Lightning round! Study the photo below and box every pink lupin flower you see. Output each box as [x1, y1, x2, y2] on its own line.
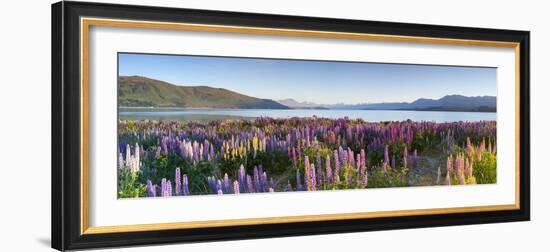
[334, 150, 340, 178]
[326, 154, 333, 183]
[477, 147, 482, 161]
[467, 158, 474, 178]
[233, 181, 240, 194]
[446, 155, 453, 173]
[309, 163, 317, 191]
[304, 155, 310, 188]
[465, 158, 471, 178]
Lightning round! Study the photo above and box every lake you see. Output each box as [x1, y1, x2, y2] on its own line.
[118, 108, 496, 123]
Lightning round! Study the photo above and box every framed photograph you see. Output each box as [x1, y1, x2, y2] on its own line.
[52, 1, 530, 250]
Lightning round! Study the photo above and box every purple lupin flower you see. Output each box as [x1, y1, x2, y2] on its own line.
[391, 156, 396, 169]
[175, 167, 181, 195]
[285, 181, 293, 191]
[233, 180, 240, 194]
[209, 145, 215, 161]
[247, 175, 254, 193]
[182, 174, 189, 196]
[238, 164, 246, 191]
[207, 176, 217, 193]
[316, 153, 323, 185]
[216, 179, 223, 194]
[338, 146, 344, 164]
[146, 179, 156, 197]
[326, 154, 333, 184]
[224, 173, 230, 193]
[384, 145, 389, 166]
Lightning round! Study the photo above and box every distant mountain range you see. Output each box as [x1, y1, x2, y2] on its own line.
[119, 76, 495, 112]
[321, 95, 496, 112]
[277, 99, 329, 109]
[118, 76, 288, 109]
[279, 95, 495, 112]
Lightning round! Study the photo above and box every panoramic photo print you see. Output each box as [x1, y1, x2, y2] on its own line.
[117, 53, 497, 199]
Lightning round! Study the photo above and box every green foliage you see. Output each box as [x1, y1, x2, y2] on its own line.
[411, 130, 440, 153]
[367, 167, 408, 188]
[473, 152, 497, 184]
[118, 170, 147, 198]
[184, 161, 216, 194]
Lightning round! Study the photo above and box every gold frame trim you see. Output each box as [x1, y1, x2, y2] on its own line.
[80, 17, 521, 235]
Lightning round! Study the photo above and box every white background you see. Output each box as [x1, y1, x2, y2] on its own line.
[0, 0, 547, 251]
[89, 25, 516, 227]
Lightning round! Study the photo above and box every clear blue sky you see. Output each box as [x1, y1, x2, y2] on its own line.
[118, 53, 496, 104]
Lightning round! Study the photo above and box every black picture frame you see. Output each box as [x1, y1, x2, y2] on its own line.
[52, 1, 530, 251]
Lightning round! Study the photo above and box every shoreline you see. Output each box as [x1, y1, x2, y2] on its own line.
[118, 107, 497, 114]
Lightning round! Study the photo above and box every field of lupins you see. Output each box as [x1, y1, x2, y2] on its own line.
[117, 117, 497, 198]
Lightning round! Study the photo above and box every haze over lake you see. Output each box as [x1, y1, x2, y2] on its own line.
[119, 108, 496, 123]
